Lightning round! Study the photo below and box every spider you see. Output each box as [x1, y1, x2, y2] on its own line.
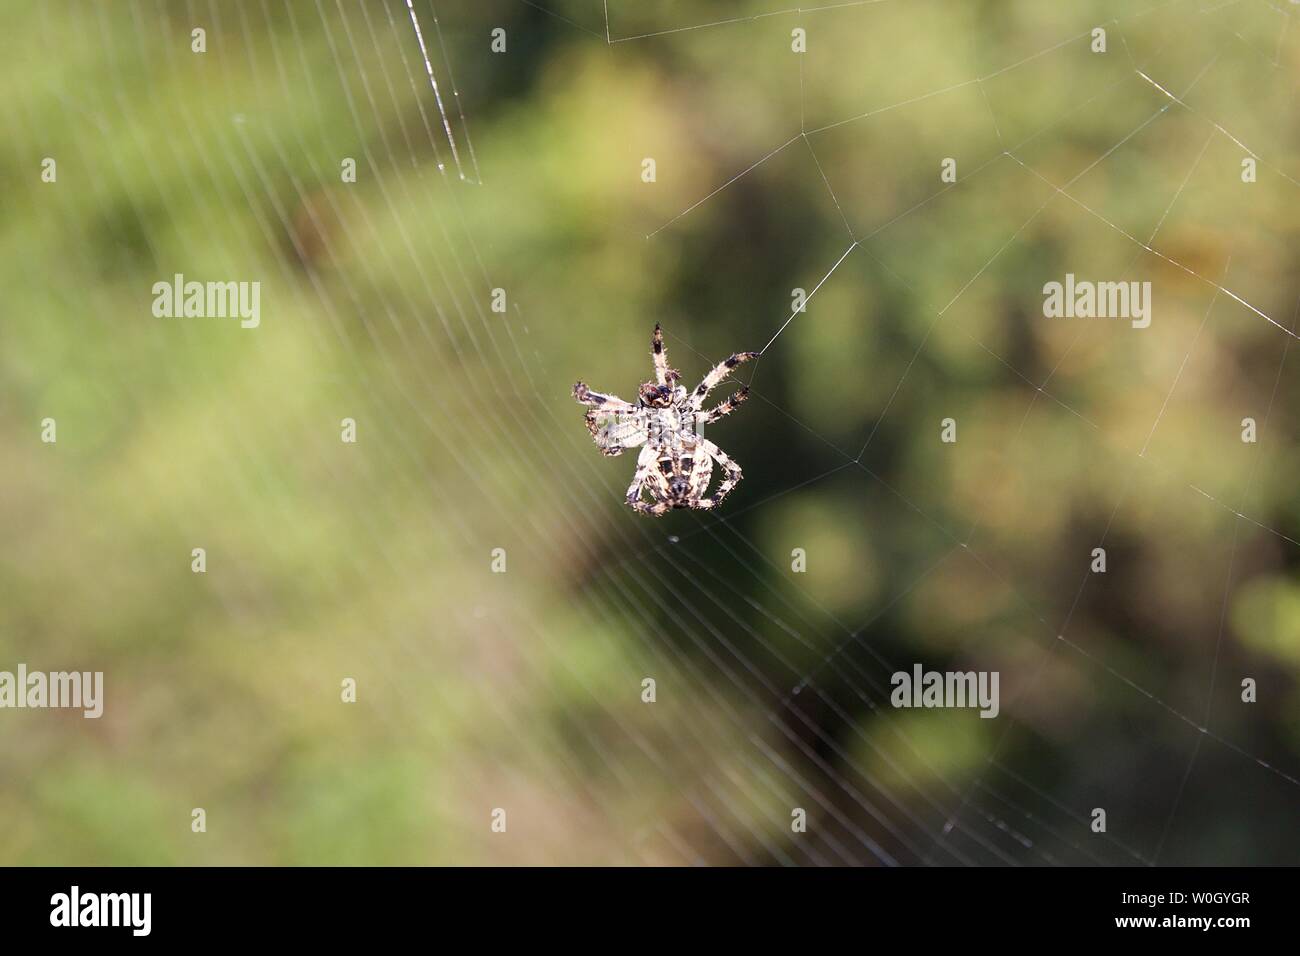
[573, 324, 757, 515]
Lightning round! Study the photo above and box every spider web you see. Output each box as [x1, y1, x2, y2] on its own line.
[472, 0, 1300, 865]
[7, 0, 1298, 866]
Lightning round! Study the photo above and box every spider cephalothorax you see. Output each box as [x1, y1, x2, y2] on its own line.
[573, 324, 756, 515]
[637, 380, 677, 408]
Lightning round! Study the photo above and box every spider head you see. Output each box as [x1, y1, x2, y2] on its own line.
[638, 381, 676, 408]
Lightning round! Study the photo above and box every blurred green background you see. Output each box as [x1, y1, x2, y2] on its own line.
[1, 0, 1298, 865]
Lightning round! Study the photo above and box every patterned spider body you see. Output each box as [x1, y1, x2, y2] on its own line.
[574, 325, 756, 515]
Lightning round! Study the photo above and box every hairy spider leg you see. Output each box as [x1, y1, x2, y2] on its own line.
[573, 381, 638, 413]
[693, 439, 743, 510]
[626, 445, 673, 515]
[697, 386, 750, 425]
[689, 351, 758, 409]
[685, 444, 714, 500]
[585, 409, 648, 457]
[650, 323, 681, 387]
[624, 445, 653, 507]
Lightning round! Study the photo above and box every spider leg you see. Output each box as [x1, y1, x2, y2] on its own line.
[629, 497, 673, 516]
[693, 439, 743, 510]
[625, 446, 672, 516]
[623, 447, 654, 504]
[573, 381, 638, 413]
[651, 324, 680, 387]
[685, 443, 714, 501]
[697, 386, 750, 425]
[585, 409, 648, 456]
[689, 351, 758, 409]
